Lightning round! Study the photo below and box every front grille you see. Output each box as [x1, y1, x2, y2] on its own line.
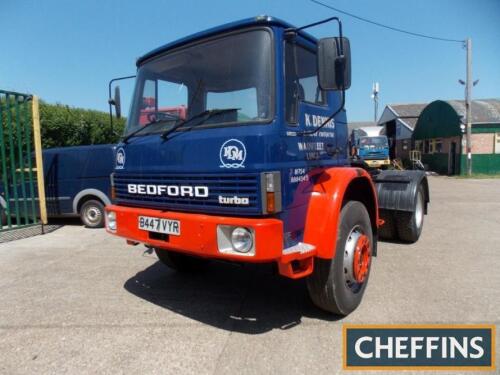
[114, 172, 261, 216]
[363, 152, 386, 159]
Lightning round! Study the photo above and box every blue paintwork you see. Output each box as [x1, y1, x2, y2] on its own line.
[115, 16, 350, 247]
[1, 145, 114, 217]
[358, 146, 390, 160]
[137, 16, 316, 65]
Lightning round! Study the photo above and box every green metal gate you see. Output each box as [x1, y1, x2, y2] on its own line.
[0, 90, 46, 232]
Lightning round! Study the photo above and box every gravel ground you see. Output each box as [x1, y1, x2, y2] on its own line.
[0, 176, 498, 374]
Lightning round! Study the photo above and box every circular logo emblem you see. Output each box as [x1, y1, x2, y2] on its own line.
[219, 139, 246, 169]
[116, 147, 126, 169]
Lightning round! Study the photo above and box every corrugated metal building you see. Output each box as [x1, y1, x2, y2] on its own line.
[413, 99, 500, 175]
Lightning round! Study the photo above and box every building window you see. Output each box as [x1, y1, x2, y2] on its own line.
[429, 140, 436, 154]
[424, 140, 430, 154]
[495, 133, 500, 154]
[414, 140, 423, 152]
[435, 138, 443, 153]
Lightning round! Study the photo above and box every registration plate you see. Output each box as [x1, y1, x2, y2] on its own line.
[138, 216, 181, 236]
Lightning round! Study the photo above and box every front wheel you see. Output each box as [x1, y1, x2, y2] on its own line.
[307, 201, 373, 316]
[80, 199, 105, 228]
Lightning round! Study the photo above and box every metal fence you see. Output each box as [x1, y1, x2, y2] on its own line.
[0, 90, 47, 232]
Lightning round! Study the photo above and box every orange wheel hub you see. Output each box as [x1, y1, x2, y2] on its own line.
[352, 235, 371, 283]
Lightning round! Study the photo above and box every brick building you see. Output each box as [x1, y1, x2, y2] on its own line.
[412, 99, 500, 175]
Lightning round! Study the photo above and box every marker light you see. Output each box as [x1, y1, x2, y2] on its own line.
[265, 172, 275, 192]
[106, 211, 117, 232]
[263, 171, 281, 214]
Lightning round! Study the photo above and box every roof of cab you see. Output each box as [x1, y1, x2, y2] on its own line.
[137, 15, 316, 66]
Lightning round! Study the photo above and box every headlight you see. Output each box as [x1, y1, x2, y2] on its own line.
[106, 211, 117, 231]
[231, 227, 253, 253]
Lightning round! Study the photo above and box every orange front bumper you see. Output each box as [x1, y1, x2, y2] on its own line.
[105, 204, 285, 263]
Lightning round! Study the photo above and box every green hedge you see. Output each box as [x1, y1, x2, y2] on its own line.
[39, 101, 125, 148]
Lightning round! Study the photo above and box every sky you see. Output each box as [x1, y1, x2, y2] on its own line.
[1, 0, 499, 121]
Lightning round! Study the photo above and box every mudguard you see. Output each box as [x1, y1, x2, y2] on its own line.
[303, 167, 378, 259]
[374, 170, 429, 213]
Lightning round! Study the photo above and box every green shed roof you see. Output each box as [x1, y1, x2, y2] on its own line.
[413, 100, 461, 139]
[413, 98, 500, 140]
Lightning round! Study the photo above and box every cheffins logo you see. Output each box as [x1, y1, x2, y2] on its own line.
[343, 324, 495, 371]
[115, 148, 126, 169]
[220, 139, 246, 168]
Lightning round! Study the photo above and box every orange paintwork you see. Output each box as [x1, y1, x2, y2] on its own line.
[353, 234, 370, 283]
[106, 167, 378, 278]
[106, 204, 284, 263]
[303, 167, 378, 259]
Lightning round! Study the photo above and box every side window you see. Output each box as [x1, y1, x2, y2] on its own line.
[285, 41, 326, 124]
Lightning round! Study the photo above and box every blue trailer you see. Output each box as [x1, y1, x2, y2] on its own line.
[105, 16, 429, 316]
[0, 144, 114, 228]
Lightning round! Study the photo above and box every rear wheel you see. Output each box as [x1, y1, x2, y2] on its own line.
[378, 209, 396, 240]
[395, 185, 425, 243]
[307, 201, 373, 316]
[80, 199, 105, 228]
[154, 248, 208, 272]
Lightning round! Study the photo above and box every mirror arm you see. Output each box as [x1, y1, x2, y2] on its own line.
[284, 17, 343, 54]
[107, 75, 136, 137]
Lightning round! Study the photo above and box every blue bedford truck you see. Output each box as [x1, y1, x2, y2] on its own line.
[0, 144, 114, 228]
[105, 16, 430, 315]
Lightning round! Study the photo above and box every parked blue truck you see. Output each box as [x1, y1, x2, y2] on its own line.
[105, 16, 429, 315]
[353, 134, 391, 168]
[0, 144, 114, 228]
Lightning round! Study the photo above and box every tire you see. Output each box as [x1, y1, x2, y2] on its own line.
[307, 201, 373, 316]
[378, 209, 396, 240]
[395, 185, 425, 243]
[79, 199, 105, 228]
[154, 248, 208, 272]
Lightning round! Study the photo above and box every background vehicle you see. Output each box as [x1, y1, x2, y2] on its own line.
[354, 135, 390, 168]
[350, 126, 390, 168]
[139, 101, 187, 126]
[0, 144, 114, 228]
[105, 16, 429, 316]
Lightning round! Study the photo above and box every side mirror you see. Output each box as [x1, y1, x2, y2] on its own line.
[317, 37, 351, 91]
[108, 85, 122, 119]
[114, 86, 121, 119]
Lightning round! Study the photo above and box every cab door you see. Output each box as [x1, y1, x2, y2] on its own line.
[283, 36, 339, 166]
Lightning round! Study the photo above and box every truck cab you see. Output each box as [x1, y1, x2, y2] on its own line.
[106, 16, 429, 316]
[356, 135, 391, 168]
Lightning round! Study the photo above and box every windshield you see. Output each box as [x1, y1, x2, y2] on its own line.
[125, 28, 273, 136]
[359, 136, 388, 147]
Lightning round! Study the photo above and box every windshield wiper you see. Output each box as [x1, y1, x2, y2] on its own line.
[160, 108, 239, 141]
[121, 113, 179, 144]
